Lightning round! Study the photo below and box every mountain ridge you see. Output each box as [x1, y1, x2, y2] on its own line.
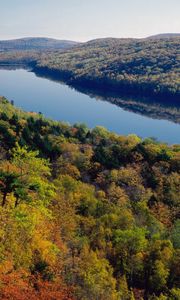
[1, 33, 180, 48]
[0, 37, 79, 51]
[146, 33, 180, 39]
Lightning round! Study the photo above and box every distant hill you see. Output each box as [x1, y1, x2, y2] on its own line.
[0, 37, 79, 51]
[35, 36, 180, 101]
[0, 35, 179, 101]
[147, 33, 180, 39]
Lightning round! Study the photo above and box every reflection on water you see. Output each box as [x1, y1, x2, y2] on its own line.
[70, 86, 180, 124]
[0, 67, 179, 144]
[34, 68, 180, 124]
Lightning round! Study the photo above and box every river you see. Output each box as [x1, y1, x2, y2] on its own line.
[0, 68, 179, 144]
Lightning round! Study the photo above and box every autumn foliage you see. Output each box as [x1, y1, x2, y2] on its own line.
[0, 98, 179, 299]
[0, 272, 74, 300]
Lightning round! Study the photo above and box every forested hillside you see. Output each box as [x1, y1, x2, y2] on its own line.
[36, 37, 180, 101]
[146, 33, 180, 39]
[0, 96, 179, 299]
[0, 50, 39, 66]
[0, 37, 179, 102]
[0, 37, 78, 51]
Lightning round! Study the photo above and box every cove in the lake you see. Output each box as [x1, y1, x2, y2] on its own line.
[0, 67, 179, 144]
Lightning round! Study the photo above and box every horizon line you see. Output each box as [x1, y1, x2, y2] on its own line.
[0, 32, 180, 43]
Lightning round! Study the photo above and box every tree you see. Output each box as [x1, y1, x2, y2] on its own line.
[113, 227, 147, 285]
[75, 246, 118, 300]
[0, 169, 22, 206]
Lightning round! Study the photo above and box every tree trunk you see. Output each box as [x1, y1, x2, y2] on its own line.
[2, 192, 7, 207]
[15, 196, 20, 207]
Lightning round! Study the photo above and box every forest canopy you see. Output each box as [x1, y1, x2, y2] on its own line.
[0, 96, 179, 299]
[36, 37, 180, 101]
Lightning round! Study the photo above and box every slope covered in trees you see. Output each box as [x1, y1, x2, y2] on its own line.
[36, 37, 180, 101]
[0, 37, 179, 103]
[146, 33, 180, 39]
[0, 37, 79, 51]
[0, 96, 179, 299]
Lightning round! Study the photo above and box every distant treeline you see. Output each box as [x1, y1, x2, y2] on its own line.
[36, 37, 180, 101]
[0, 37, 78, 51]
[0, 37, 179, 102]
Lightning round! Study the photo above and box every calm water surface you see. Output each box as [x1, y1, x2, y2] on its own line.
[0, 68, 179, 144]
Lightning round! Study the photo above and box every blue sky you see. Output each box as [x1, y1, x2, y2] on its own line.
[0, 0, 179, 41]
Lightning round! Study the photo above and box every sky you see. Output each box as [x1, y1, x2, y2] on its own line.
[0, 0, 180, 41]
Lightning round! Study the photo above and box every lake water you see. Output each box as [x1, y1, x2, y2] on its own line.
[0, 68, 179, 144]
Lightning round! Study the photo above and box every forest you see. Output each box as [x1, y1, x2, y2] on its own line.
[0, 37, 78, 51]
[36, 37, 180, 101]
[0, 96, 179, 299]
[0, 37, 179, 102]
